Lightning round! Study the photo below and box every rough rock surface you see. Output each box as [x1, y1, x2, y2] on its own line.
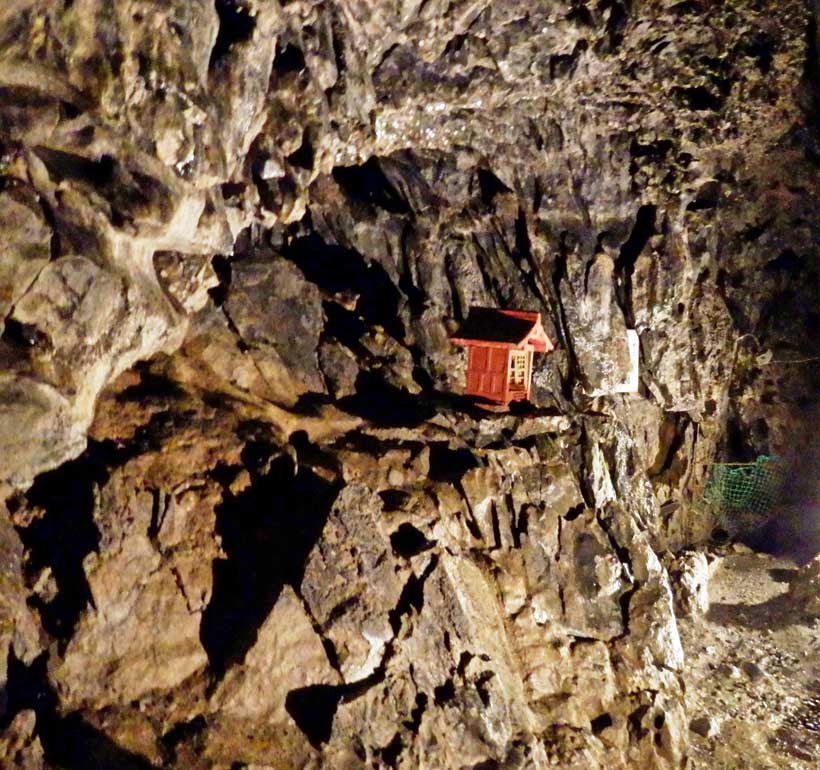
[668, 551, 712, 618]
[0, 1, 818, 769]
[788, 554, 820, 616]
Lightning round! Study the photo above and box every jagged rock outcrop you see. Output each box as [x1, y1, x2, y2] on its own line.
[0, 1, 818, 769]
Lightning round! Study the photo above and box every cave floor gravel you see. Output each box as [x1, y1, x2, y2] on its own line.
[678, 549, 820, 770]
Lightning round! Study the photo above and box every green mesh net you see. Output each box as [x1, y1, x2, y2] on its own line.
[703, 455, 788, 535]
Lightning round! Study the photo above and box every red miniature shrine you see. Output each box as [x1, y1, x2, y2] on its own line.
[450, 307, 554, 408]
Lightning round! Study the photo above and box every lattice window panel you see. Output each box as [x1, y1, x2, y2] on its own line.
[509, 351, 527, 386]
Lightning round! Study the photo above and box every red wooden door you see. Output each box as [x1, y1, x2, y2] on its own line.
[466, 346, 507, 400]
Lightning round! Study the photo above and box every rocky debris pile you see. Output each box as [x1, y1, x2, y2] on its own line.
[679, 551, 820, 770]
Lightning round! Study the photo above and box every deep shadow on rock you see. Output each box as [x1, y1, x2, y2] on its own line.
[4, 653, 157, 770]
[200, 451, 340, 675]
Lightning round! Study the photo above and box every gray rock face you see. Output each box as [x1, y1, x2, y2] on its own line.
[224, 256, 326, 404]
[0, 1, 817, 769]
[669, 551, 711, 618]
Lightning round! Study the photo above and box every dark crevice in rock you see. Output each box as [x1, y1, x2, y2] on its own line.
[512, 501, 529, 546]
[490, 502, 502, 550]
[210, 0, 255, 70]
[675, 85, 724, 112]
[50, 714, 160, 769]
[220, 181, 245, 203]
[217, 298, 251, 354]
[596, 507, 637, 635]
[427, 444, 480, 483]
[564, 502, 585, 521]
[390, 522, 435, 559]
[597, 0, 628, 53]
[39, 154, 137, 227]
[274, 42, 306, 76]
[629, 138, 673, 170]
[32, 147, 116, 188]
[115, 365, 186, 405]
[404, 691, 428, 733]
[687, 181, 720, 211]
[329, 11, 347, 81]
[433, 678, 456, 706]
[201, 450, 340, 676]
[567, 2, 594, 27]
[740, 218, 772, 243]
[388, 556, 437, 636]
[476, 168, 509, 207]
[397, 223, 427, 316]
[720, 410, 764, 462]
[737, 30, 775, 75]
[467, 760, 500, 770]
[614, 204, 656, 326]
[455, 482, 484, 541]
[160, 716, 207, 766]
[551, 232, 580, 398]
[670, 0, 706, 15]
[287, 128, 315, 171]
[35, 194, 63, 260]
[4, 653, 156, 769]
[320, 637, 342, 671]
[332, 158, 412, 215]
[474, 671, 493, 707]
[378, 732, 404, 768]
[442, 32, 468, 58]
[648, 413, 689, 478]
[17, 443, 120, 640]
[320, 596, 359, 633]
[628, 703, 651, 740]
[574, 425, 596, 509]
[0, 317, 48, 349]
[654, 712, 666, 731]
[334, 433, 425, 456]
[338, 371, 432, 426]
[550, 40, 588, 79]
[2, 653, 56, 733]
[321, 302, 370, 359]
[591, 712, 614, 734]
[716, 268, 750, 331]
[285, 683, 343, 747]
[456, 650, 474, 678]
[283, 230, 406, 341]
[512, 207, 550, 310]
[147, 488, 163, 545]
[764, 249, 803, 274]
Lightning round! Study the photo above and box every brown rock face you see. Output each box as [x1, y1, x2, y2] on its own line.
[0, 1, 818, 769]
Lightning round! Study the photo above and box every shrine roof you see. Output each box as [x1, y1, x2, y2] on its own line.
[450, 307, 551, 349]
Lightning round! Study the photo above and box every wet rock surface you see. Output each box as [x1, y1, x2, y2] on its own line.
[0, 1, 818, 769]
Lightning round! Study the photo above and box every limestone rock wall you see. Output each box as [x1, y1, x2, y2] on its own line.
[0, 1, 817, 769]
